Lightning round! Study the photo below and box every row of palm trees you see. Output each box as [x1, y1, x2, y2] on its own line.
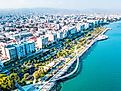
[28, 27, 106, 84]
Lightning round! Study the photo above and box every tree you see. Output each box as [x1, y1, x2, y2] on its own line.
[57, 52, 60, 58]
[0, 74, 6, 78]
[33, 71, 39, 80]
[0, 76, 13, 90]
[40, 73, 45, 77]
[20, 78, 26, 86]
[34, 64, 39, 68]
[24, 73, 29, 79]
[62, 50, 68, 57]
[9, 73, 20, 83]
[33, 59, 37, 63]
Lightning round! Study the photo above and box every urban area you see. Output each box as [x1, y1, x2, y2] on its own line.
[0, 11, 120, 91]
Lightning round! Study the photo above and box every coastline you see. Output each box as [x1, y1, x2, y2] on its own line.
[61, 21, 121, 91]
[16, 27, 110, 91]
[40, 28, 110, 91]
[0, 8, 121, 91]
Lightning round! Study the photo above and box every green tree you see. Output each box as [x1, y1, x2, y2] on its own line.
[24, 73, 29, 79]
[20, 78, 26, 86]
[0, 76, 14, 90]
[0, 74, 6, 78]
[9, 73, 20, 83]
[33, 71, 39, 80]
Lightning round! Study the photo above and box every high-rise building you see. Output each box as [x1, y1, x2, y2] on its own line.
[68, 26, 77, 35]
[24, 42, 35, 55]
[56, 31, 63, 40]
[29, 42, 36, 53]
[36, 36, 48, 49]
[46, 33, 57, 42]
[14, 44, 26, 59]
[4, 45, 17, 60]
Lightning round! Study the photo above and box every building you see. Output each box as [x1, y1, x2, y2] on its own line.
[68, 26, 77, 35]
[29, 42, 36, 53]
[76, 23, 85, 33]
[80, 23, 85, 32]
[36, 36, 48, 49]
[84, 23, 90, 30]
[46, 33, 57, 43]
[94, 20, 99, 27]
[24, 42, 35, 55]
[62, 30, 68, 39]
[56, 31, 63, 40]
[88, 22, 94, 30]
[24, 42, 30, 55]
[87, 20, 95, 29]
[14, 44, 26, 59]
[4, 45, 17, 60]
[11, 32, 33, 40]
[76, 23, 80, 32]
[99, 19, 104, 26]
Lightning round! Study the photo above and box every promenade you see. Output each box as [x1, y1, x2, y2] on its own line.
[16, 28, 110, 91]
[39, 28, 110, 91]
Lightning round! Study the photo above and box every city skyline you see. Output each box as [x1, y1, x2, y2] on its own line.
[0, 0, 121, 90]
[0, 0, 121, 10]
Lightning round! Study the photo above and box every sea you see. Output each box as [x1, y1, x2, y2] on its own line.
[61, 21, 121, 91]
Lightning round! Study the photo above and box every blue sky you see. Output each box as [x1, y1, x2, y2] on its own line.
[0, 0, 120, 9]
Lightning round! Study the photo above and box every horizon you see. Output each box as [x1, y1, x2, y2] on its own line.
[0, 7, 121, 13]
[0, 0, 121, 10]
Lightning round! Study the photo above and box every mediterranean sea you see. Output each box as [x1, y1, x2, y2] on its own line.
[61, 21, 121, 91]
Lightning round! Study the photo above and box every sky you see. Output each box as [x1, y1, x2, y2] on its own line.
[0, 0, 121, 10]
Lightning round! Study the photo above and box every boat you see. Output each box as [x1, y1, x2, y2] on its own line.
[97, 35, 108, 41]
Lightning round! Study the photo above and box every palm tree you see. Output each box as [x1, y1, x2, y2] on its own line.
[33, 71, 39, 83]
[0, 76, 13, 90]
[9, 73, 20, 83]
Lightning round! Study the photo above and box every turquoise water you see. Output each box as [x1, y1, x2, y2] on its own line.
[61, 21, 121, 91]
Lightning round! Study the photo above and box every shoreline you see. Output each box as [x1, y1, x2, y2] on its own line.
[16, 27, 110, 91]
[40, 28, 110, 91]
